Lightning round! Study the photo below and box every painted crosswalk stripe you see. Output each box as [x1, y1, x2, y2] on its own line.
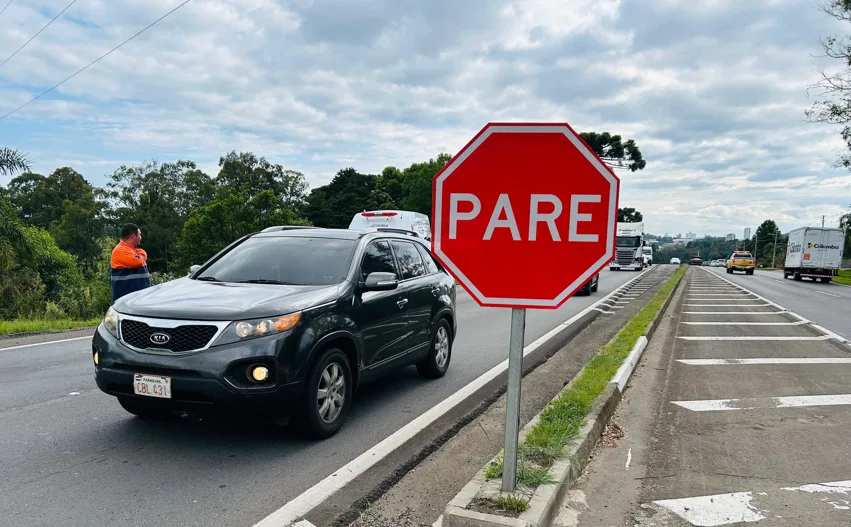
[681, 321, 807, 326]
[677, 335, 833, 341]
[678, 358, 851, 365]
[683, 303, 771, 307]
[672, 394, 851, 411]
[686, 298, 758, 301]
[647, 480, 851, 526]
[683, 311, 787, 315]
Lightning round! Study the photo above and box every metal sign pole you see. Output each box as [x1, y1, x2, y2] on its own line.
[502, 307, 526, 493]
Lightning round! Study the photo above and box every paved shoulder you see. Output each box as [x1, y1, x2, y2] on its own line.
[561, 267, 851, 527]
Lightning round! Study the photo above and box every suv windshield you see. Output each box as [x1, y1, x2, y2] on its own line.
[616, 236, 642, 248]
[733, 253, 752, 259]
[196, 236, 357, 286]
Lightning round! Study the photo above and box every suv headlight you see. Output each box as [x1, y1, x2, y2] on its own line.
[213, 312, 301, 346]
[103, 307, 119, 338]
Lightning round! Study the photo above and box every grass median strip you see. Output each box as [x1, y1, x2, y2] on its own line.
[480, 266, 686, 516]
[0, 318, 100, 336]
[836, 270, 851, 286]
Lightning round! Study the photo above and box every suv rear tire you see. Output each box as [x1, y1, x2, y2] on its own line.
[417, 319, 452, 379]
[300, 347, 353, 439]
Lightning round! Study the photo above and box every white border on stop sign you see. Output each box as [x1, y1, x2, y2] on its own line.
[432, 123, 620, 309]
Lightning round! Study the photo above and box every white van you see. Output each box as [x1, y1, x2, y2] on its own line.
[348, 210, 431, 240]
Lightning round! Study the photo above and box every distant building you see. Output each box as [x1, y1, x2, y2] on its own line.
[686, 232, 696, 240]
[673, 238, 690, 245]
[743, 227, 751, 240]
[726, 233, 736, 241]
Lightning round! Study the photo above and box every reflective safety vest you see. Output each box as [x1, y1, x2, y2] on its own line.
[110, 241, 151, 302]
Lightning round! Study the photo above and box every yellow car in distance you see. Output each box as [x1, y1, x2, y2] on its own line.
[726, 251, 755, 275]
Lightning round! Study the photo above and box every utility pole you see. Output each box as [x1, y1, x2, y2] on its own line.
[772, 229, 778, 269]
[822, 215, 826, 228]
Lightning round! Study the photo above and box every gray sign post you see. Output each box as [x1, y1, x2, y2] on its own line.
[502, 307, 526, 492]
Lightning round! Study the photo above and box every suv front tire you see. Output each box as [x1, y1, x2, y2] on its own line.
[301, 347, 353, 439]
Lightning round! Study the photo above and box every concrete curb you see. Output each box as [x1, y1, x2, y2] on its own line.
[442, 268, 685, 527]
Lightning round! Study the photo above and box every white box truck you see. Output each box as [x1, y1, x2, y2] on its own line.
[783, 226, 845, 283]
[610, 222, 646, 271]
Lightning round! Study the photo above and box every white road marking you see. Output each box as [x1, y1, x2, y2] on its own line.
[677, 335, 833, 341]
[251, 269, 656, 527]
[292, 521, 317, 527]
[672, 394, 851, 411]
[614, 301, 631, 304]
[678, 358, 851, 365]
[816, 290, 840, 298]
[681, 321, 807, 326]
[683, 303, 771, 307]
[432, 515, 443, 527]
[651, 491, 766, 525]
[0, 335, 93, 351]
[625, 448, 632, 471]
[701, 267, 851, 345]
[682, 311, 787, 315]
[67, 392, 81, 396]
[648, 480, 851, 526]
[686, 298, 758, 301]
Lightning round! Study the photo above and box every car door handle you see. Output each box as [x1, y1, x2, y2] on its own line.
[397, 298, 408, 308]
[431, 286, 441, 296]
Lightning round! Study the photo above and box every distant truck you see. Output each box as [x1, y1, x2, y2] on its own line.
[783, 226, 845, 283]
[610, 222, 646, 271]
[348, 210, 431, 240]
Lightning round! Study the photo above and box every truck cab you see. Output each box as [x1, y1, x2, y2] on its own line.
[610, 222, 646, 271]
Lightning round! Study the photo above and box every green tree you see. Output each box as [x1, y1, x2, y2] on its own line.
[177, 188, 309, 268]
[618, 207, 643, 222]
[304, 168, 383, 228]
[753, 219, 782, 263]
[401, 153, 452, 215]
[5, 168, 107, 272]
[0, 147, 30, 176]
[106, 160, 215, 272]
[839, 204, 851, 258]
[216, 151, 309, 210]
[375, 166, 405, 207]
[579, 132, 646, 172]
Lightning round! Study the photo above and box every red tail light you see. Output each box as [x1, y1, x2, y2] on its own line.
[361, 211, 398, 217]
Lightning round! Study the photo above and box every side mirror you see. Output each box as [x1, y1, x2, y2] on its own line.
[188, 264, 201, 276]
[362, 272, 399, 291]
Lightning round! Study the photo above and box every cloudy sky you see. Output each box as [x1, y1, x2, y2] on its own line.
[1, 0, 850, 237]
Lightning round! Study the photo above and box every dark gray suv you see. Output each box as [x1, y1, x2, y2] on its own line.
[92, 227, 457, 438]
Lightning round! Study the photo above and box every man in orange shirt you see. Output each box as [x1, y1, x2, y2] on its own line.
[110, 223, 151, 302]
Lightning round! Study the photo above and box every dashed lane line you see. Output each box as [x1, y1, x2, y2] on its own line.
[678, 358, 851, 365]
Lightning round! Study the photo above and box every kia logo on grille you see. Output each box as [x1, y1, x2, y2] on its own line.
[150, 332, 171, 345]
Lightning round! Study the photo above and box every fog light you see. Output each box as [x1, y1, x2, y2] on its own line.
[250, 365, 269, 382]
[93, 351, 99, 366]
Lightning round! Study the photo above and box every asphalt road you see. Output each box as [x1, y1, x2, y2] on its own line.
[0, 269, 640, 527]
[703, 267, 851, 340]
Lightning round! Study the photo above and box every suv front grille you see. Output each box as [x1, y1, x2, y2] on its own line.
[120, 319, 218, 352]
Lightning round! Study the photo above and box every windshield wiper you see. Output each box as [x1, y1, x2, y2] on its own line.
[236, 279, 296, 285]
[196, 276, 221, 282]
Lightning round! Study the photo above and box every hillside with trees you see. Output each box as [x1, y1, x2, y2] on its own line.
[0, 131, 646, 327]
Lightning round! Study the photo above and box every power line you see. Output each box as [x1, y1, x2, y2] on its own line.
[0, 0, 192, 122]
[0, 0, 78, 70]
[0, 1, 13, 18]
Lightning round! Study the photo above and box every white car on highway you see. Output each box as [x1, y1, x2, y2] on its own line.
[670, 257, 681, 265]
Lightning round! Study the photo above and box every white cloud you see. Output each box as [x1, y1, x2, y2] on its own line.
[0, 0, 850, 235]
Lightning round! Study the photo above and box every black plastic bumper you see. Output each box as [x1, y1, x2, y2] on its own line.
[92, 326, 304, 416]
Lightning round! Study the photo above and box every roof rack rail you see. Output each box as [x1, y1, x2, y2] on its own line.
[374, 227, 420, 238]
[260, 225, 320, 233]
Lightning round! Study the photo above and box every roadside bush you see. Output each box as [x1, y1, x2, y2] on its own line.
[23, 226, 85, 302]
[0, 268, 45, 319]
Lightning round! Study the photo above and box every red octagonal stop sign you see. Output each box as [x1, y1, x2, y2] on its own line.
[431, 123, 620, 309]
